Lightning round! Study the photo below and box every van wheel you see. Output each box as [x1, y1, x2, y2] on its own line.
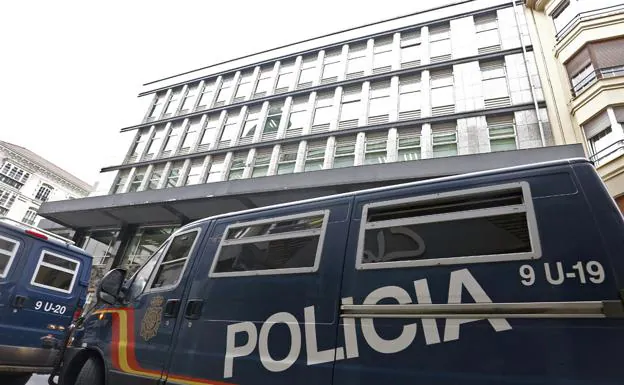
[74, 357, 103, 385]
[0, 373, 32, 385]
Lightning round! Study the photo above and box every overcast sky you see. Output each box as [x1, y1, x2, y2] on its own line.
[0, 0, 454, 187]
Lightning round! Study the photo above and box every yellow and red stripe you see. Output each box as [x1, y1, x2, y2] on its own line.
[94, 308, 234, 385]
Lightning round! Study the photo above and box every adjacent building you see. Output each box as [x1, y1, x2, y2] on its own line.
[38, 0, 584, 277]
[524, 0, 624, 210]
[0, 140, 92, 225]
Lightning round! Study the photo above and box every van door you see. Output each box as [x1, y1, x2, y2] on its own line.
[99, 228, 201, 385]
[163, 201, 350, 385]
[334, 172, 624, 384]
[0, 231, 25, 339]
[5, 244, 84, 350]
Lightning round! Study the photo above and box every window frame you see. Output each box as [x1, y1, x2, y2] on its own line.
[0, 235, 20, 278]
[144, 228, 202, 293]
[30, 250, 81, 294]
[209, 210, 330, 278]
[355, 182, 541, 270]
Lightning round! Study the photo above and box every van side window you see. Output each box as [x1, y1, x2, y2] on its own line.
[357, 182, 540, 269]
[31, 251, 80, 293]
[150, 230, 199, 289]
[127, 244, 166, 299]
[211, 211, 328, 276]
[0, 235, 19, 278]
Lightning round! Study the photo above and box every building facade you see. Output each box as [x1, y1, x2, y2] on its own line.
[524, 0, 624, 210]
[0, 141, 92, 225]
[39, 0, 584, 278]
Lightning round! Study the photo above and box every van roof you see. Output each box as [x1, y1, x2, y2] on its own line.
[176, 157, 590, 233]
[0, 218, 90, 257]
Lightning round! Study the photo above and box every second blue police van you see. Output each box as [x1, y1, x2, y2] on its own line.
[0, 219, 92, 385]
[60, 158, 624, 385]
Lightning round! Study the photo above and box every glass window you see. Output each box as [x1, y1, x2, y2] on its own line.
[0, 235, 19, 278]
[146, 127, 165, 158]
[164, 89, 182, 115]
[228, 153, 247, 180]
[146, 165, 165, 190]
[252, 150, 272, 177]
[369, 84, 392, 117]
[212, 212, 327, 275]
[299, 67, 317, 85]
[430, 39, 451, 59]
[254, 68, 273, 95]
[488, 116, 517, 152]
[184, 159, 204, 186]
[112, 170, 129, 194]
[198, 117, 219, 149]
[312, 95, 335, 126]
[219, 112, 240, 146]
[163, 122, 183, 154]
[432, 128, 458, 157]
[277, 145, 298, 175]
[276, 72, 294, 89]
[571, 64, 596, 94]
[552, 0, 574, 33]
[263, 102, 283, 135]
[287, 100, 309, 131]
[431, 71, 454, 108]
[151, 231, 198, 289]
[129, 129, 149, 160]
[333, 138, 356, 168]
[235, 72, 254, 99]
[399, 77, 422, 113]
[148, 94, 165, 118]
[127, 246, 164, 300]
[347, 56, 367, 75]
[181, 84, 199, 112]
[240, 109, 260, 140]
[166, 161, 184, 188]
[122, 227, 176, 276]
[397, 129, 421, 162]
[22, 208, 38, 226]
[322, 62, 343, 80]
[128, 168, 146, 192]
[364, 133, 388, 165]
[401, 45, 420, 64]
[207, 156, 225, 182]
[359, 185, 535, 266]
[31, 252, 80, 293]
[340, 87, 362, 122]
[82, 229, 120, 269]
[180, 119, 202, 151]
[35, 184, 53, 201]
[304, 141, 326, 172]
[197, 82, 215, 108]
[481, 61, 509, 99]
[374, 51, 393, 69]
[215, 77, 234, 104]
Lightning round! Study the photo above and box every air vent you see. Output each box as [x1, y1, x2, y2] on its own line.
[145, 117, 156, 123]
[253, 92, 267, 99]
[399, 110, 422, 120]
[484, 97, 511, 109]
[233, 96, 245, 103]
[197, 143, 211, 152]
[297, 82, 313, 89]
[196, 105, 208, 112]
[285, 127, 303, 138]
[179, 109, 191, 115]
[401, 60, 421, 69]
[238, 136, 253, 146]
[218, 140, 231, 149]
[346, 71, 364, 80]
[177, 148, 190, 156]
[338, 119, 359, 130]
[275, 87, 289, 94]
[261, 132, 278, 142]
[310, 123, 330, 134]
[478, 45, 502, 55]
[430, 54, 452, 63]
[432, 105, 455, 116]
[127, 155, 138, 163]
[142, 154, 154, 161]
[368, 115, 390, 125]
[214, 101, 225, 107]
[321, 77, 338, 85]
[373, 66, 392, 74]
[161, 150, 172, 158]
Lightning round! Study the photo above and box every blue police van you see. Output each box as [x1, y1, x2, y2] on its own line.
[59, 158, 624, 385]
[0, 218, 92, 385]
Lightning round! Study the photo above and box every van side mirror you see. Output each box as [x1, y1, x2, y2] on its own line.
[97, 268, 127, 305]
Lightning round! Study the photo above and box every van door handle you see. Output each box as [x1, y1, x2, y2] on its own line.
[11, 295, 27, 309]
[184, 300, 203, 320]
[163, 299, 181, 318]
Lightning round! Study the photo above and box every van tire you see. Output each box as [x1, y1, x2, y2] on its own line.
[0, 373, 31, 385]
[74, 357, 103, 385]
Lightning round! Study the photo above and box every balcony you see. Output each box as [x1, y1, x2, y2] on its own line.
[556, 4, 624, 42]
[590, 139, 624, 167]
[572, 66, 624, 96]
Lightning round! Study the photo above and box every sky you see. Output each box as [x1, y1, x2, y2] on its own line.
[0, 0, 456, 188]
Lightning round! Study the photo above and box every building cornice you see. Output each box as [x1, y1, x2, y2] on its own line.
[524, 0, 551, 12]
[0, 145, 90, 196]
[554, 12, 624, 61]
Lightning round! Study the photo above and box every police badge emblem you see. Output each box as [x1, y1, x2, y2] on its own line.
[140, 296, 164, 342]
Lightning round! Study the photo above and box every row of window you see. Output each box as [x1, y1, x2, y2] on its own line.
[143, 11, 509, 124]
[551, 0, 622, 38]
[114, 115, 519, 194]
[565, 36, 624, 96]
[0, 236, 80, 294]
[0, 162, 30, 190]
[128, 59, 515, 164]
[127, 182, 536, 294]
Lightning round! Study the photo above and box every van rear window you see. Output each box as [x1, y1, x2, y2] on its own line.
[211, 211, 328, 277]
[356, 182, 540, 269]
[0, 236, 19, 278]
[31, 251, 80, 293]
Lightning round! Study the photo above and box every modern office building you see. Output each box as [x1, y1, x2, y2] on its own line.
[524, 0, 624, 210]
[39, 0, 584, 277]
[0, 140, 92, 225]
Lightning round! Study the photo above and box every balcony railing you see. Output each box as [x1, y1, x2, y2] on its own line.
[572, 66, 624, 96]
[590, 139, 624, 166]
[557, 4, 624, 41]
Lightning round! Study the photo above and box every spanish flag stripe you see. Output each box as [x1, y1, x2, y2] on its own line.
[93, 308, 235, 385]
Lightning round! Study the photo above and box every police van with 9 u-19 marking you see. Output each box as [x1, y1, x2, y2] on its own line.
[60, 158, 624, 385]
